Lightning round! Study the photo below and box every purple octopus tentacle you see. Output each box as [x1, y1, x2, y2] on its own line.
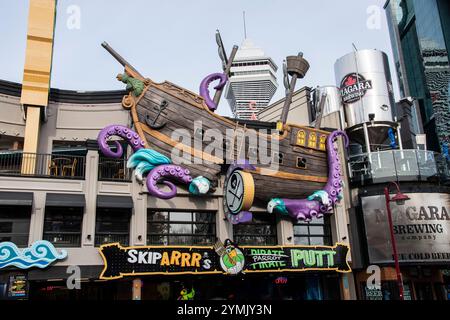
[322, 130, 349, 205]
[97, 125, 145, 158]
[270, 130, 348, 221]
[146, 164, 193, 200]
[199, 73, 228, 111]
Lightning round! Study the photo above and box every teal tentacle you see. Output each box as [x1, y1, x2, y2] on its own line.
[127, 149, 171, 181]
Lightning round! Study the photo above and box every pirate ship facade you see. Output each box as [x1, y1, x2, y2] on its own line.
[98, 39, 347, 224]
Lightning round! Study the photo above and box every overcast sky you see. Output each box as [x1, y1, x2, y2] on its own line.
[0, 0, 396, 117]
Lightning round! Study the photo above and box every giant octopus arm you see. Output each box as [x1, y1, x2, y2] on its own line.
[98, 125, 209, 200]
[97, 125, 145, 158]
[199, 73, 228, 111]
[268, 130, 349, 221]
[146, 165, 193, 199]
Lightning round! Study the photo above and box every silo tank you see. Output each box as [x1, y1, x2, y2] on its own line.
[315, 86, 342, 116]
[334, 49, 395, 128]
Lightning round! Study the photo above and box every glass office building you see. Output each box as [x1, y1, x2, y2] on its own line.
[385, 0, 450, 152]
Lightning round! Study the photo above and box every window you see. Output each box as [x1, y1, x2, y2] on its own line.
[273, 152, 284, 165]
[0, 206, 31, 246]
[147, 211, 216, 245]
[233, 215, 277, 245]
[95, 208, 130, 246]
[293, 216, 332, 246]
[296, 157, 307, 169]
[43, 207, 83, 247]
[308, 133, 317, 149]
[296, 130, 306, 146]
[319, 135, 327, 150]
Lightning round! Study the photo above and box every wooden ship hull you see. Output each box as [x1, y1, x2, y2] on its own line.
[126, 79, 331, 202]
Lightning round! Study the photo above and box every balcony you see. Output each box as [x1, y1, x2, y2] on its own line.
[42, 232, 82, 248]
[349, 149, 450, 186]
[0, 152, 86, 179]
[95, 233, 129, 246]
[98, 157, 131, 182]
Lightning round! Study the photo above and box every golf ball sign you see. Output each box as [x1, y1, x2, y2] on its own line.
[98, 241, 351, 280]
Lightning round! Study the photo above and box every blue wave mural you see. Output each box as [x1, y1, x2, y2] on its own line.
[0, 240, 67, 269]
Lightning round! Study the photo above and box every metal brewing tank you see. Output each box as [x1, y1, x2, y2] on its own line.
[334, 49, 396, 146]
[315, 86, 342, 116]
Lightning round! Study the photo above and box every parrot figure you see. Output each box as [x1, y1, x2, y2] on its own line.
[178, 287, 195, 300]
[117, 73, 145, 97]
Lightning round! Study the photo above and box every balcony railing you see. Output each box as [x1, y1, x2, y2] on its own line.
[349, 149, 450, 185]
[42, 232, 81, 247]
[147, 234, 216, 246]
[95, 233, 129, 246]
[0, 152, 86, 179]
[98, 157, 131, 182]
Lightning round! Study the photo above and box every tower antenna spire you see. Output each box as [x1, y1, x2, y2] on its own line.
[243, 11, 247, 39]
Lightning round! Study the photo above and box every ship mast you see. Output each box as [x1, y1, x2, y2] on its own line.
[213, 30, 239, 106]
[277, 52, 310, 132]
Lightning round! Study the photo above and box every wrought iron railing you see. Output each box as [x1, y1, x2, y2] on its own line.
[95, 233, 129, 246]
[349, 150, 450, 185]
[146, 234, 216, 246]
[233, 235, 278, 246]
[42, 232, 81, 247]
[0, 152, 86, 179]
[98, 157, 131, 182]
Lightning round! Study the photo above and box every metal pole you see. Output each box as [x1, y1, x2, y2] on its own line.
[363, 122, 371, 156]
[396, 122, 404, 150]
[384, 186, 405, 301]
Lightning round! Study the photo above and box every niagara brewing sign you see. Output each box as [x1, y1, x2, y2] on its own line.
[362, 193, 450, 264]
[340, 73, 373, 104]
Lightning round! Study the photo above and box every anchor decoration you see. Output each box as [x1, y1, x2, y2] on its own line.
[145, 100, 168, 130]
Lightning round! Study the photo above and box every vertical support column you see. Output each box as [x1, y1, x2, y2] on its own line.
[131, 177, 147, 246]
[20, 0, 57, 173]
[216, 177, 232, 241]
[132, 278, 142, 300]
[28, 191, 46, 244]
[21, 108, 40, 174]
[82, 144, 99, 247]
[277, 218, 294, 245]
[216, 196, 232, 241]
[340, 273, 357, 300]
[363, 122, 371, 156]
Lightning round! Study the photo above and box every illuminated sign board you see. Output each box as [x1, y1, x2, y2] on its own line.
[98, 241, 351, 280]
[8, 275, 28, 299]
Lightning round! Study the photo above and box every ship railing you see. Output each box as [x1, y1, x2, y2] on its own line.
[348, 149, 450, 185]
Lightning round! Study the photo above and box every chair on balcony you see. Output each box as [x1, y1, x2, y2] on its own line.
[113, 168, 125, 180]
[62, 158, 78, 177]
[48, 160, 59, 176]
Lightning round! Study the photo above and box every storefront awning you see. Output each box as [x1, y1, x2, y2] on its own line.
[0, 191, 33, 206]
[97, 195, 133, 209]
[45, 193, 85, 207]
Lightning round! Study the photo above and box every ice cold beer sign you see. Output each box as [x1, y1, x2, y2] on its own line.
[362, 192, 450, 264]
